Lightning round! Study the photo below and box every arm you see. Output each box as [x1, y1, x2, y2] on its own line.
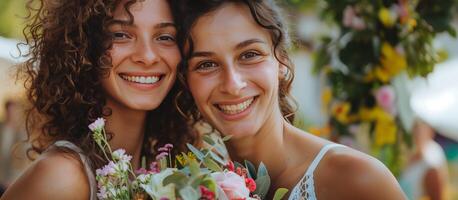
[0, 152, 90, 200]
[424, 168, 444, 200]
[318, 147, 407, 200]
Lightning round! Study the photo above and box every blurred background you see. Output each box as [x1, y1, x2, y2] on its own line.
[0, 0, 457, 199]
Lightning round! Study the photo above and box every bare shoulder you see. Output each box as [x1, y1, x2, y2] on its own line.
[1, 150, 90, 200]
[315, 146, 407, 200]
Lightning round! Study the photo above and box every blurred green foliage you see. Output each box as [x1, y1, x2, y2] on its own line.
[0, 0, 28, 39]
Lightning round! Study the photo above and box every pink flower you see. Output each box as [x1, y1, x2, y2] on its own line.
[374, 85, 397, 115]
[199, 186, 215, 200]
[343, 6, 366, 30]
[211, 171, 250, 199]
[164, 144, 173, 149]
[245, 178, 256, 192]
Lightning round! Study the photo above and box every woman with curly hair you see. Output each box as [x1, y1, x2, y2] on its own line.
[171, 0, 407, 199]
[1, 0, 196, 199]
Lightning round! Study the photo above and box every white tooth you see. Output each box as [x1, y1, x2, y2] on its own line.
[128, 76, 133, 81]
[139, 77, 145, 83]
[146, 77, 153, 83]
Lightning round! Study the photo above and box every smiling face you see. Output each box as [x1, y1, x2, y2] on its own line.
[186, 2, 283, 138]
[101, 0, 179, 112]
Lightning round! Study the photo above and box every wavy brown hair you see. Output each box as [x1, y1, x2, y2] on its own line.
[170, 0, 297, 126]
[19, 0, 196, 170]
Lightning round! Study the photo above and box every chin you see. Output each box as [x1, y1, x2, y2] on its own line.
[128, 99, 162, 111]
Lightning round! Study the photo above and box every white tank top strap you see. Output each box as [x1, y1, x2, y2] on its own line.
[48, 140, 98, 200]
[305, 143, 343, 175]
[288, 143, 345, 200]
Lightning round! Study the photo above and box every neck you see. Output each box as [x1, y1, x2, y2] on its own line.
[105, 99, 147, 169]
[226, 106, 288, 182]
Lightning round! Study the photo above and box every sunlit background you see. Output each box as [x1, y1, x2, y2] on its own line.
[0, 0, 457, 199]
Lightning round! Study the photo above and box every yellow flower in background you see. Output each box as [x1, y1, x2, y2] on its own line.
[378, 7, 397, 27]
[308, 125, 331, 137]
[374, 117, 397, 147]
[332, 102, 352, 124]
[175, 152, 196, 166]
[406, 18, 417, 32]
[374, 42, 407, 82]
[321, 87, 332, 110]
[374, 67, 392, 83]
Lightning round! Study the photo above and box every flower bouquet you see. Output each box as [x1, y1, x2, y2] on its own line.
[89, 118, 288, 200]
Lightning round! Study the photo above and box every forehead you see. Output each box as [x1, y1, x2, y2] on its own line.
[190, 2, 271, 48]
[112, 0, 173, 21]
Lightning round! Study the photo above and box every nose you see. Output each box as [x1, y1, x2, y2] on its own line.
[219, 66, 247, 96]
[131, 37, 159, 66]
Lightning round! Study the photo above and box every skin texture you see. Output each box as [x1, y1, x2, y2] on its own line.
[185, 2, 407, 199]
[1, 0, 179, 199]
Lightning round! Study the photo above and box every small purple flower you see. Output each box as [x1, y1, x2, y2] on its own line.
[158, 147, 169, 152]
[135, 168, 148, 175]
[149, 162, 159, 173]
[88, 118, 105, 132]
[160, 198, 170, 200]
[97, 187, 108, 199]
[155, 152, 169, 160]
[164, 143, 173, 149]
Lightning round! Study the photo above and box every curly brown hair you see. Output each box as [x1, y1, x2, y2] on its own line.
[170, 0, 297, 126]
[19, 0, 196, 170]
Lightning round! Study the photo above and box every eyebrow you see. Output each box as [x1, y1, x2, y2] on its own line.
[109, 20, 175, 29]
[235, 38, 266, 50]
[190, 38, 266, 59]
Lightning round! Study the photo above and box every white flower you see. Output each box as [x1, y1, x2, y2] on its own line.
[140, 168, 177, 199]
[89, 118, 105, 132]
[112, 149, 132, 162]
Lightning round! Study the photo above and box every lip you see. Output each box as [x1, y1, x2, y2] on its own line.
[215, 96, 256, 105]
[118, 73, 165, 91]
[214, 96, 257, 121]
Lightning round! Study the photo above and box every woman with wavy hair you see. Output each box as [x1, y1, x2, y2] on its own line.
[171, 0, 407, 199]
[1, 0, 196, 199]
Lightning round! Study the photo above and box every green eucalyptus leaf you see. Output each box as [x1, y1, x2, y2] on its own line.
[186, 143, 205, 161]
[209, 151, 226, 165]
[222, 135, 233, 142]
[254, 175, 271, 199]
[244, 160, 257, 179]
[163, 172, 189, 188]
[189, 159, 200, 176]
[202, 134, 216, 145]
[273, 188, 289, 200]
[203, 157, 223, 172]
[257, 162, 269, 178]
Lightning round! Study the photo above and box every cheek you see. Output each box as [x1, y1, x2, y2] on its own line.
[188, 75, 212, 108]
[108, 45, 129, 68]
[160, 47, 181, 72]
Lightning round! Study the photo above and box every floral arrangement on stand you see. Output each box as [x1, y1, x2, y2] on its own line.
[313, 0, 457, 175]
[89, 118, 288, 200]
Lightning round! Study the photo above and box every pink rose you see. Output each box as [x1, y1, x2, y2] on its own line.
[211, 171, 250, 199]
[374, 85, 397, 115]
[343, 6, 366, 30]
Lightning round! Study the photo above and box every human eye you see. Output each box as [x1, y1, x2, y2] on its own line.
[156, 34, 176, 42]
[193, 61, 219, 73]
[111, 31, 131, 41]
[240, 51, 261, 60]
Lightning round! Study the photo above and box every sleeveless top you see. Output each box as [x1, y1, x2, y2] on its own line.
[45, 140, 98, 200]
[288, 143, 344, 200]
[399, 141, 447, 200]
